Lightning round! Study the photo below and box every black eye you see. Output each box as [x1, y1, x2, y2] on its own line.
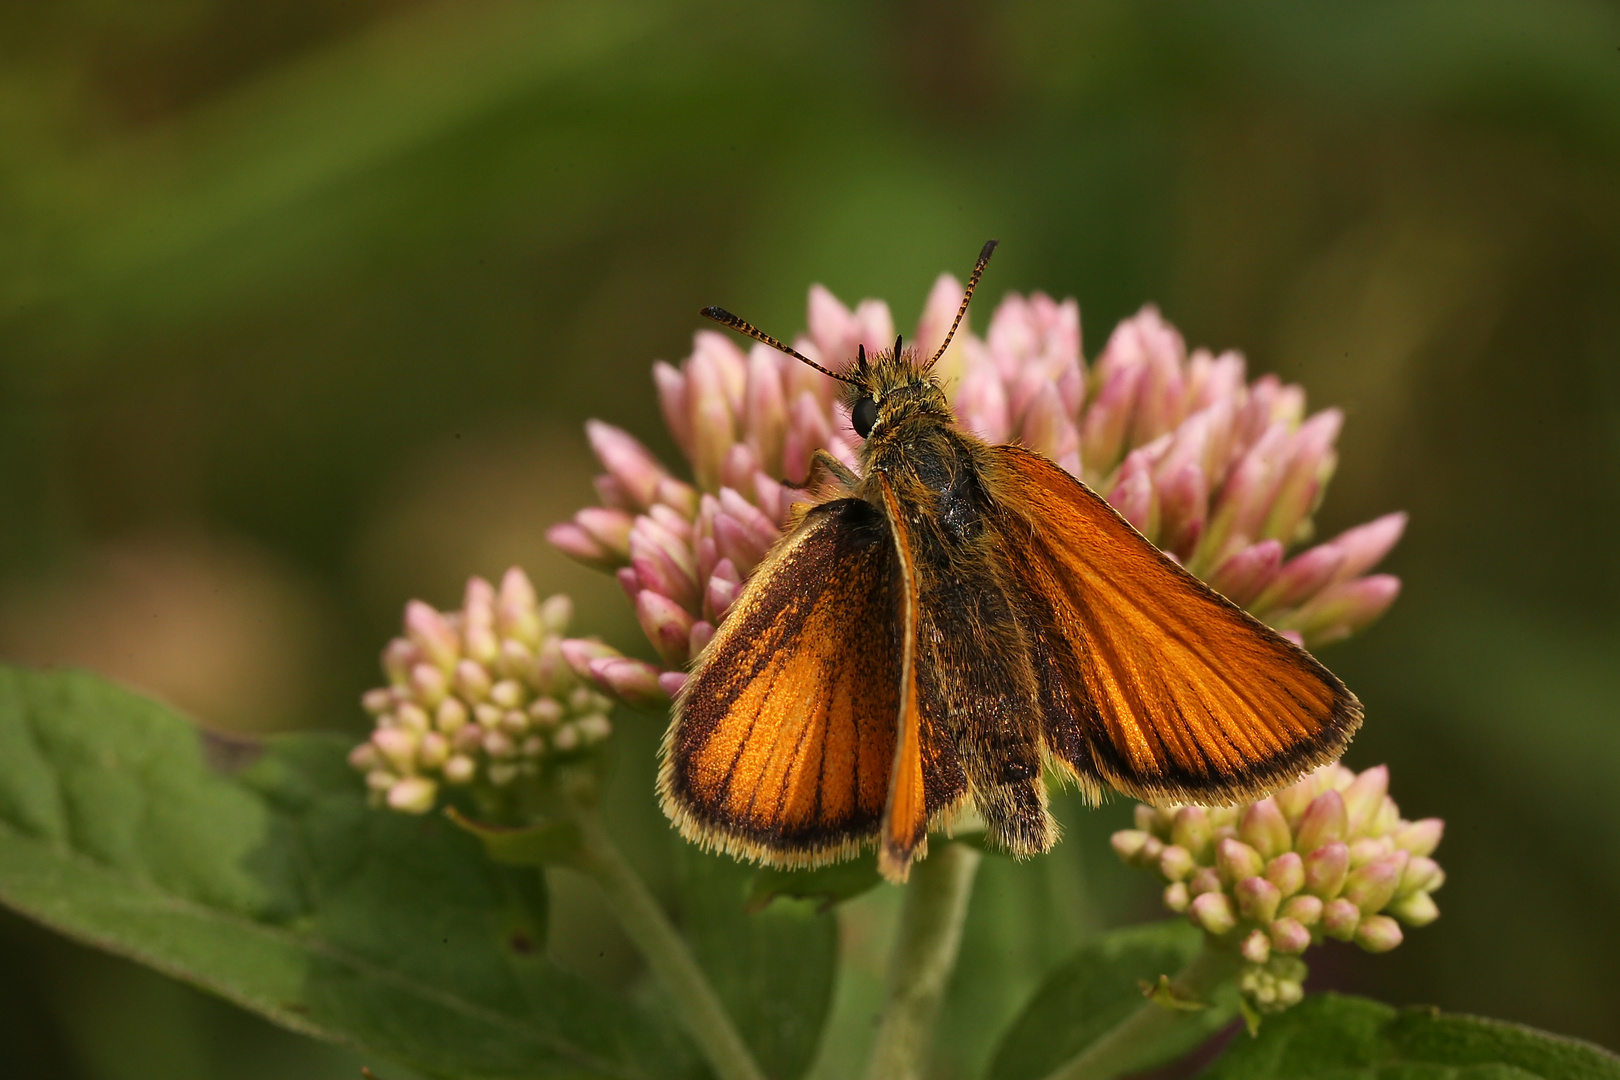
[852, 396, 879, 437]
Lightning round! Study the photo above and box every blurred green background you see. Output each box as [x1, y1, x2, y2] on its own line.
[2, 1, 1618, 1077]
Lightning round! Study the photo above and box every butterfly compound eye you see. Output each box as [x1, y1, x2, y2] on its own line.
[852, 396, 879, 438]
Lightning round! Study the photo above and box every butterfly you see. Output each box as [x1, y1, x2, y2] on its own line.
[657, 241, 1361, 883]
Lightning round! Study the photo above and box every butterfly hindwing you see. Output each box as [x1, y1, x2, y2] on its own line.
[659, 496, 906, 868]
[986, 445, 1362, 805]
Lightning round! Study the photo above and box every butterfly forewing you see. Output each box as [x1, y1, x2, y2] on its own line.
[659, 497, 906, 867]
[988, 446, 1362, 805]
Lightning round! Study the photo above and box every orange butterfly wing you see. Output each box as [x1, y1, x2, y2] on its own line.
[658, 496, 921, 870]
[988, 445, 1362, 805]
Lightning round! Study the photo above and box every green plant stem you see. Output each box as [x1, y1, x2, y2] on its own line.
[566, 806, 767, 1080]
[1038, 941, 1240, 1080]
[863, 842, 984, 1080]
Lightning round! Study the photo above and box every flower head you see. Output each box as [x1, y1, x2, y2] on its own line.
[1111, 762, 1445, 1016]
[549, 277, 1405, 690]
[348, 568, 628, 813]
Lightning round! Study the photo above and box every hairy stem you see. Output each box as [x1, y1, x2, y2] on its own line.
[863, 842, 984, 1080]
[1038, 941, 1240, 1080]
[567, 807, 766, 1080]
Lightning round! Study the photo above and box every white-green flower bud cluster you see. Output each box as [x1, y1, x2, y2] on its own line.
[349, 568, 613, 813]
[1111, 762, 1443, 1015]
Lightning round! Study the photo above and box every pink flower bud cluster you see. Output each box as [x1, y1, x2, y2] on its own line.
[549, 278, 1406, 694]
[1111, 763, 1444, 1015]
[348, 568, 620, 814]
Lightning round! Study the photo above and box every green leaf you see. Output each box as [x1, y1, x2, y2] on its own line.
[446, 807, 584, 867]
[746, 858, 883, 912]
[676, 843, 838, 1080]
[1203, 993, 1620, 1079]
[985, 920, 1237, 1080]
[0, 665, 694, 1080]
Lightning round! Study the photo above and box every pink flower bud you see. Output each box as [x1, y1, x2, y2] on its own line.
[687, 349, 740, 492]
[1261, 409, 1341, 545]
[348, 743, 380, 771]
[387, 777, 437, 814]
[1134, 804, 1171, 836]
[1354, 914, 1403, 953]
[1347, 836, 1389, 870]
[955, 360, 1011, 444]
[656, 477, 700, 520]
[745, 346, 789, 475]
[1271, 771, 1322, 826]
[396, 702, 430, 732]
[575, 507, 635, 560]
[442, 755, 476, 785]
[1171, 805, 1212, 859]
[1190, 891, 1237, 936]
[1111, 830, 1151, 863]
[434, 698, 468, 737]
[1269, 917, 1311, 955]
[1289, 575, 1403, 647]
[1294, 790, 1348, 853]
[1304, 841, 1350, 899]
[1207, 540, 1284, 608]
[1399, 855, 1444, 898]
[1236, 876, 1282, 924]
[1240, 928, 1271, 964]
[1328, 511, 1407, 583]
[917, 273, 970, 374]
[1321, 897, 1361, 941]
[1340, 765, 1390, 837]
[1107, 457, 1156, 536]
[1155, 461, 1208, 558]
[1265, 851, 1305, 898]
[629, 516, 699, 611]
[545, 522, 607, 568]
[483, 729, 515, 760]
[418, 731, 450, 770]
[1216, 837, 1265, 885]
[705, 558, 743, 623]
[1158, 844, 1195, 882]
[409, 664, 447, 708]
[1240, 798, 1293, 860]
[1019, 389, 1079, 465]
[586, 656, 668, 709]
[452, 723, 483, 753]
[559, 638, 618, 683]
[1164, 881, 1191, 912]
[1279, 894, 1322, 926]
[637, 590, 696, 667]
[1251, 543, 1347, 617]
[1079, 357, 1143, 474]
[1342, 853, 1407, 913]
[659, 671, 689, 697]
[1387, 891, 1439, 927]
[1189, 866, 1222, 897]
[1393, 817, 1444, 857]
[586, 420, 667, 510]
[404, 601, 459, 672]
[653, 360, 693, 459]
[373, 728, 419, 774]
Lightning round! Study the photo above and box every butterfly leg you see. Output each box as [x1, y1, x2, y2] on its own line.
[785, 449, 860, 492]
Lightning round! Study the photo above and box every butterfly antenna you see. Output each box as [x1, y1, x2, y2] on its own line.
[700, 306, 860, 385]
[924, 239, 998, 372]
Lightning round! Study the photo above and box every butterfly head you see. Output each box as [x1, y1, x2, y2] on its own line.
[700, 239, 998, 442]
[843, 337, 949, 440]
